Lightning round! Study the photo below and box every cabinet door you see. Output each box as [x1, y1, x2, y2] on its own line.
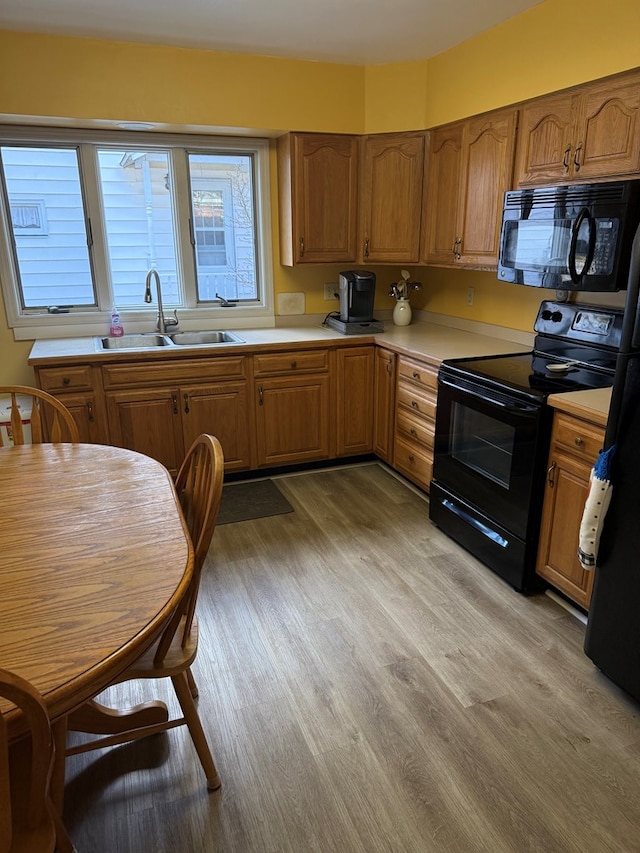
[255, 374, 331, 467]
[373, 347, 396, 462]
[359, 133, 425, 263]
[180, 382, 254, 472]
[336, 346, 374, 457]
[277, 132, 358, 265]
[58, 392, 108, 444]
[457, 109, 518, 267]
[535, 447, 595, 609]
[106, 388, 184, 476]
[514, 92, 576, 186]
[422, 123, 463, 266]
[575, 74, 640, 179]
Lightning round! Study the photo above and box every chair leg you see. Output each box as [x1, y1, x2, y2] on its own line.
[186, 667, 199, 699]
[171, 671, 221, 791]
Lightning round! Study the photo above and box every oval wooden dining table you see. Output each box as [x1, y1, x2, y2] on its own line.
[0, 442, 193, 790]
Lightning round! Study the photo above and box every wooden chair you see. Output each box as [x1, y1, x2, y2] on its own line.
[67, 434, 225, 791]
[0, 386, 79, 446]
[0, 668, 76, 853]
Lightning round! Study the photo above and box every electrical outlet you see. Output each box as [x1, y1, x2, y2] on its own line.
[466, 286, 475, 306]
[324, 284, 338, 300]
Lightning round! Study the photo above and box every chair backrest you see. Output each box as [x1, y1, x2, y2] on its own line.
[0, 668, 55, 853]
[0, 386, 79, 446]
[154, 434, 224, 662]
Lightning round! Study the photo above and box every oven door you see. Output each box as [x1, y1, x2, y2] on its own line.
[432, 372, 549, 540]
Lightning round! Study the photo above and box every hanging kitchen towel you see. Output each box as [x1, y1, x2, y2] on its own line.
[578, 445, 615, 570]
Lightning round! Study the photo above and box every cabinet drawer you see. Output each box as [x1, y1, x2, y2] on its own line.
[253, 350, 329, 376]
[38, 364, 94, 392]
[103, 356, 247, 388]
[396, 409, 435, 450]
[397, 356, 438, 392]
[553, 413, 604, 463]
[396, 382, 436, 421]
[393, 435, 433, 492]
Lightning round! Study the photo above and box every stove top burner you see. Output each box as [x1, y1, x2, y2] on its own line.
[441, 350, 615, 402]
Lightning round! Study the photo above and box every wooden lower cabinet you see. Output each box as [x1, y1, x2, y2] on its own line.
[373, 347, 396, 462]
[35, 363, 109, 444]
[336, 345, 374, 457]
[535, 411, 605, 610]
[392, 355, 438, 492]
[255, 373, 331, 467]
[106, 382, 253, 477]
[106, 387, 185, 476]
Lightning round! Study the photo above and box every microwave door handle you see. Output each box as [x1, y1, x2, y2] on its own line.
[568, 206, 596, 284]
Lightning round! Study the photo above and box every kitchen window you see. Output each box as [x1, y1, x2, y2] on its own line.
[0, 127, 273, 339]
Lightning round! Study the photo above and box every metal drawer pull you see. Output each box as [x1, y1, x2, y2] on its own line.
[87, 401, 94, 423]
[442, 498, 508, 548]
[171, 393, 178, 415]
[563, 145, 571, 171]
[258, 386, 264, 406]
[299, 237, 305, 257]
[547, 461, 556, 486]
[183, 392, 190, 414]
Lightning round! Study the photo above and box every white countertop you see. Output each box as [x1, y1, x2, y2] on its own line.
[29, 318, 612, 423]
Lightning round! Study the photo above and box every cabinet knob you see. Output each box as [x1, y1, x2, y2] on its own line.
[410, 428, 417, 436]
[62, 376, 70, 386]
[291, 360, 297, 369]
[574, 436, 584, 447]
[411, 400, 419, 409]
[408, 454, 415, 463]
[412, 371, 420, 380]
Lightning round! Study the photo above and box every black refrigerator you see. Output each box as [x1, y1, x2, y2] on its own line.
[584, 222, 640, 701]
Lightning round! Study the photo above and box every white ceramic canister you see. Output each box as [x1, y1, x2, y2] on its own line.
[392, 298, 412, 326]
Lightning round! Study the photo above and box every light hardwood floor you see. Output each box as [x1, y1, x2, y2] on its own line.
[64, 463, 640, 852]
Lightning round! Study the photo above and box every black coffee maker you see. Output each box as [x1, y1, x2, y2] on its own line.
[339, 270, 375, 322]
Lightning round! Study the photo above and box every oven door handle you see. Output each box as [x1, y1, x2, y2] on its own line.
[439, 376, 540, 415]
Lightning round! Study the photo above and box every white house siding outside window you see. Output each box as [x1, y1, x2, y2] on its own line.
[0, 127, 273, 339]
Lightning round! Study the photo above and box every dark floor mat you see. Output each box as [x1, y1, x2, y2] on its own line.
[217, 479, 294, 525]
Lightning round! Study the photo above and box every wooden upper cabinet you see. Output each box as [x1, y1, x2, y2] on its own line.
[422, 109, 517, 268]
[515, 69, 640, 186]
[576, 74, 640, 179]
[359, 132, 425, 264]
[457, 108, 518, 267]
[513, 92, 575, 186]
[422, 122, 464, 265]
[277, 132, 358, 265]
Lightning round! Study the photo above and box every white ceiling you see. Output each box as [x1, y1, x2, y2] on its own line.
[0, 0, 543, 65]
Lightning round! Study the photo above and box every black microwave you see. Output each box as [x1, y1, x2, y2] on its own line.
[497, 179, 640, 291]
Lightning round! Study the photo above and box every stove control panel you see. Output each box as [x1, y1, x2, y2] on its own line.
[534, 300, 623, 349]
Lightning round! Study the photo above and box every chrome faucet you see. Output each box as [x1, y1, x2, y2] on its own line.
[144, 269, 179, 333]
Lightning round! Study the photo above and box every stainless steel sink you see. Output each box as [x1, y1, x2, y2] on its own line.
[96, 334, 171, 350]
[168, 330, 244, 345]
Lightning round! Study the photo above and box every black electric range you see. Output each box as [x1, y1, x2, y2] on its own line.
[430, 301, 622, 592]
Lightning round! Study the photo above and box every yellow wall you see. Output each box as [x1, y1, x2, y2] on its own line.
[0, 0, 638, 382]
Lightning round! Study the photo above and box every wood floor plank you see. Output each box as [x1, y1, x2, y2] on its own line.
[62, 463, 640, 852]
